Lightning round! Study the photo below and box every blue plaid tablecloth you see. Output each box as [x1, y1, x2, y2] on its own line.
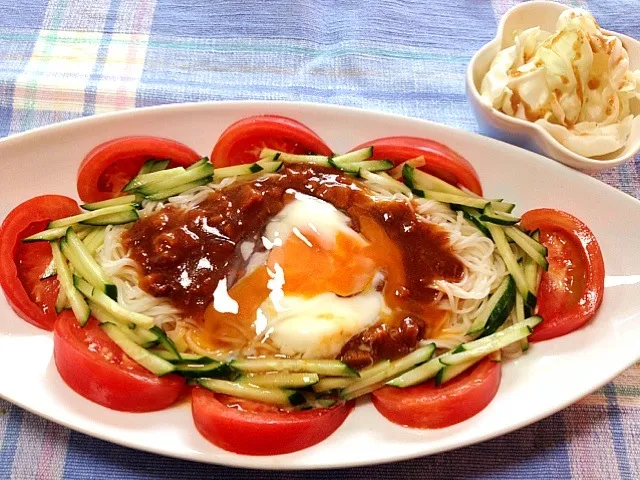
[0, 0, 638, 478]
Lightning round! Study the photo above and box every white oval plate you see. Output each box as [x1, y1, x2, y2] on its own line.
[1, 101, 639, 470]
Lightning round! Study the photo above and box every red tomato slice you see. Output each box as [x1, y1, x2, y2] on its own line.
[210, 115, 333, 167]
[192, 388, 353, 455]
[372, 357, 501, 429]
[0, 195, 80, 330]
[77, 136, 202, 203]
[521, 209, 605, 342]
[53, 311, 185, 412]
[350, 136, 483, 196]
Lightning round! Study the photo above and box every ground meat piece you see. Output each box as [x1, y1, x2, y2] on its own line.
[339, 317, 427, 369]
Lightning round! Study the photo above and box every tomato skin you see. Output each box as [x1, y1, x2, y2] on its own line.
[211, 115, 333, 167]
[191, 388, 353, 455]
[350, 136, 483, 196]
[77, 136, 202, 203]
[0, 195, 80, 330]
[372, 357, 501, 429]
[521, 209, 605, 342]
[53, 312, 185, 412]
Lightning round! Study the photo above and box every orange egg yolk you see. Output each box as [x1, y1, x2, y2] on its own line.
[266, 228, 377, 297]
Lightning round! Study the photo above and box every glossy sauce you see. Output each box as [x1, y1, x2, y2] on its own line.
[124, 165, 463, 365]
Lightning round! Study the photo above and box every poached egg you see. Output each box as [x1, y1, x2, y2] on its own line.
[203, 192, 387, 358]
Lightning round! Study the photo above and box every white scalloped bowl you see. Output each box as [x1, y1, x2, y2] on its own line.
[466, 1, 640, 172]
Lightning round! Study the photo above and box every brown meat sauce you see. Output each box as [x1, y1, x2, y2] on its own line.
[123, 165, 463, 367]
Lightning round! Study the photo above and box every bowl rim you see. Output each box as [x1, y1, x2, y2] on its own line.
[466, 0, 640, 169]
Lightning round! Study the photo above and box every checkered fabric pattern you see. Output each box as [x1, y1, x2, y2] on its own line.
[0, 0, 638, 478]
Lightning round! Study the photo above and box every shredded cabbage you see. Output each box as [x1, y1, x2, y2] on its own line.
[481, 8, 640, 158]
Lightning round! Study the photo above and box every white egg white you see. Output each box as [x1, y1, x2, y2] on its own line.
[260, 291, 385, 359]
[262, 191, 364, 250]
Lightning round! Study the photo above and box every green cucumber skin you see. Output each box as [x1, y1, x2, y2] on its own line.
[480, 276, 516, 337]
[175, 362, 233, 379]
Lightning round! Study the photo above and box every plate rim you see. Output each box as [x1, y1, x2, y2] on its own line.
[1, 100, 639, 470]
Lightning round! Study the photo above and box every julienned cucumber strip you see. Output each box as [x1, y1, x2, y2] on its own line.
[467, 275, 516, 336]
[122, 166, 186, 192]
[26, 225, 97, 243]
[479, 204, 520, 226]
[230, 358, 358, 377]
[435, 357, 483, 386]
[259, 148, 331, 165]
[88, 303, 157, 345]
[454, 206, 491, 237]
[439, 316, 542, 366]
[22, 226, 70, 243]
[144, 177, 212, 201]
[524, 230, 543, 293]
[100, 317, 156, 347]
[402, 164, 467, 197]
[82, 228, 106, 256]
[51, 242, 90, 325]
[73, 276, 154, 329]
[385, 356, 443, 388]
[359, 170, 412, 196]
[174, 361, 231, 379]
[322, 362, 393, 396]
[81, 194, 140, 211]
[486, 223, 537, 308]
[312, 377, 355, 393]
[186, 157, 209, 171]
[149, 159, 171, 172]
[61, 229, 115, 299]
[138, 159, 170, 175]
[330, 159, 393, 174]
[420, 191, 489, 209]
[75, 227, 93, 240]
[138, 162, 214, 195]
[213, 160, 282, 179]
[330, 147, 374, 163]
[311, 361, 390, 393]
[504, 226, 548, 270]
[150, 326, 182, 361]
[197, 379, 305, 406]
[238, 372, 320, 389]
[388, 156, 426, 179]
[340, 343, 435, 400]
[81, 228, 101, 249]
[151, 351, 215, 364]
[459, 316, 541, 352]
[505, 226, 543, 250]
[491, 201, 516, 213]
[49, 204, 136, 229]
[515, 292, 529, 352]
[388, 316, 541, 388]
[515, 292, 525, 324]
[358, 359, 392, 380]
[402, 166, 519, 224]
[79, 209, 139, 226]
[54, 285, 69, 313]
[137, 160, 157, 175]
[100, 322, 175, 376]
